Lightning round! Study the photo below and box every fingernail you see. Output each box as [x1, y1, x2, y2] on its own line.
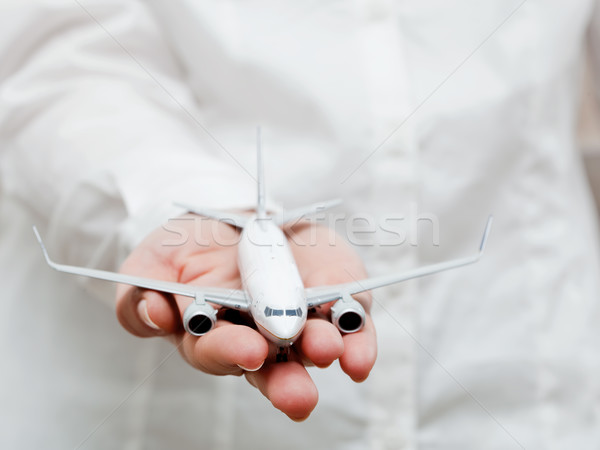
[237, 361, 264, 372]
[138, 300, 161, 330]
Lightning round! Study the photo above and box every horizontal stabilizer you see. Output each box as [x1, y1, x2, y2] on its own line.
[174, 202, 248, 229]
[276, 198, 343, 226]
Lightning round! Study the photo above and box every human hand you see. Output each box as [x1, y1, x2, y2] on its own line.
[115, 214, 377, 421]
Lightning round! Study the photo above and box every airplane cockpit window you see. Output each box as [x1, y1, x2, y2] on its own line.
[265, 307, 302, 317]
[264, 306, 284, 317]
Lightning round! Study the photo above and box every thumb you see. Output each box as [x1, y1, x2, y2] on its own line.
[116, 286, 180, 337]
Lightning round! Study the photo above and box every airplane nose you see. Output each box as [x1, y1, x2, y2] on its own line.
[274, 318, 303, 338]
[267, 317, 306, 344]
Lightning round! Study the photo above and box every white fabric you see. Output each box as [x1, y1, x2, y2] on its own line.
[1, 0, 600, 448]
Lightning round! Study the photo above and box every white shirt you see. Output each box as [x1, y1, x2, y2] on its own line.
[1, 1, 600, 448]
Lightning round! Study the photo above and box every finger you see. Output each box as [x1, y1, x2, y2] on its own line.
[339, 314, 377, 382]
[245, 361, 319, 421]
[180, 324, 269, 375]
[296, 318, 344, 368]
[116, 243, 184, 336]
[144, 290, 183, 333]
[115, 287, 171, 337]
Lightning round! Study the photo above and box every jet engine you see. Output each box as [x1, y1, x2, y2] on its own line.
[183, 301, 217, 336]
[331, 295, 366, 334]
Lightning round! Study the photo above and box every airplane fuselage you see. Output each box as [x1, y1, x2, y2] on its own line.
[237, 215, 307, 347]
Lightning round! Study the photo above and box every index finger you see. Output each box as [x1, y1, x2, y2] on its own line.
[178, 323, 269, 375]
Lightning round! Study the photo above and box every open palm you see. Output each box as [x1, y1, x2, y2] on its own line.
[116, 215, 377, 421]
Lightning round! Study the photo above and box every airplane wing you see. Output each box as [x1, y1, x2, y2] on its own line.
[173, 202, 249, 229]
[33, 227, 249, 311]
[304, 216, 493, 308]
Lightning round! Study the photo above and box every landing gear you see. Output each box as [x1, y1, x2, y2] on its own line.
[276, 346, 289, 363]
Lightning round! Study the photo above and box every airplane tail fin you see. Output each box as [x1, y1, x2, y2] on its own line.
[176, 128, 341, 227]
[174, 128, 266, 227]
[256, 127, 267, 219]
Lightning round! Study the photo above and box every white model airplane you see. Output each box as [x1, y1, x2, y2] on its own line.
[34, 132, 492, 362]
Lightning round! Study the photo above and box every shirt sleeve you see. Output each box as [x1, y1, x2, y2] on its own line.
[0, 0, 256, 300]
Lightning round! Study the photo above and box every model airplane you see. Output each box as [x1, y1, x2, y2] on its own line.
[34, 131, 492, 362]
